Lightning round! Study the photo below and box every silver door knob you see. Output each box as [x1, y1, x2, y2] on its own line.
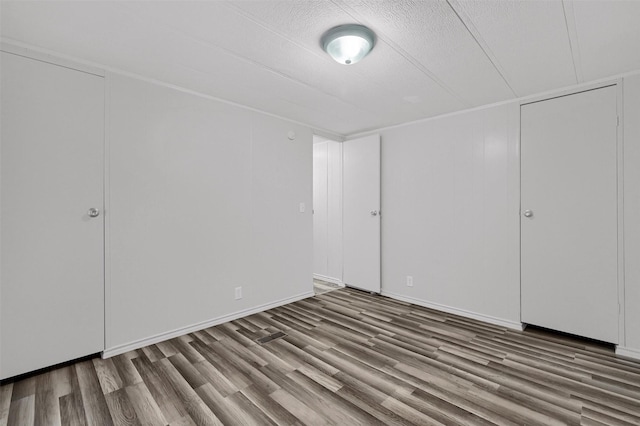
[370, 210, 378, 216]
[523, 209, 533, 218]
[88, 208, 100, 218]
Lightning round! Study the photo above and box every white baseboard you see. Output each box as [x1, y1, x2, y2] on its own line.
[102, 291, 314, 359]
[313, 273, 344, 287]
[615, 345, 640, 361]
[381, 291, 524, 331]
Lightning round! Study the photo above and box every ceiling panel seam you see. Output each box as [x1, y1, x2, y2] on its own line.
[224, 0, 468, 109]
[221, 1, 327, 62]
[561, 0, 584, 84]
[446, 0, 518, 97]
[1, 38, 346, 139]
[331, 0, 471, 108]
[119, 3, 379, 116]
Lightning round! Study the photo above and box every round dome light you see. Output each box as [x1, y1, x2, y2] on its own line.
[321, 24, 376, 65]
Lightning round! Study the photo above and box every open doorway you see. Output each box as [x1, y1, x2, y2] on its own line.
[312, 136, 344, 295]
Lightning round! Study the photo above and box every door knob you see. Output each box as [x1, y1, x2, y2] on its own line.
[88, 208, 100, 218]
[523, 209, 533, 218]
[370, 210, 378, 216]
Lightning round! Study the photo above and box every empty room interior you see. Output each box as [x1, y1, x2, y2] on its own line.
[2, 0, 640, 425]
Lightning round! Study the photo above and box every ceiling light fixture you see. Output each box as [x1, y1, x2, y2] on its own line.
[321, 24, 376, 65]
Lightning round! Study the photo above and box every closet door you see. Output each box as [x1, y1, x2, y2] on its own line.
[343, 134, 380, 293]
[521, 86, 619, 343]
[1, 51, 105, 379]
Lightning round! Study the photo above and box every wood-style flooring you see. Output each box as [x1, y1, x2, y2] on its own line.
[2, 288, 640, 425]
[313, 279, 341, 295]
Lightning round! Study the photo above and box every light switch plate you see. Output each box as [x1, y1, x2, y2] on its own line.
[299, 202, 305, 213]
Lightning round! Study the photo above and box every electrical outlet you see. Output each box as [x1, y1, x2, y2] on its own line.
[235, 287, 242, 300]
[406, 276, 413, 287]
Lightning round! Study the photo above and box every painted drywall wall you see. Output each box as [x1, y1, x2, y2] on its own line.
[312, 139, 343, 283]
[107, 73, 312, 351]
[623, 75, 640, 354]
[379, 104, 521, 327]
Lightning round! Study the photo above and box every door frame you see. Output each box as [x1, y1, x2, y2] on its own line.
[519, 78, 625, 346]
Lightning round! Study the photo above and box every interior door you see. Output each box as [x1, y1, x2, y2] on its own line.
[343, 134, 380, 293]
[521, 86, 619, 343]
[1, 51, 105, 379]
[313, 142, 329, 277]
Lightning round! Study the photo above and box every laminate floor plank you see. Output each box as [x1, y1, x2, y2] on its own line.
[215, 334, 269, 369]
[140, 346, 165, 363]
[0, 382, 13, 426]
[577, 398, 640, 424]
[240, 384, 304, 426]
[168, 415, 197, 426]
[154, 359, 219, 426]
[124, 382, 167, 426]
[59, 392, 86, 426]
[170, 337, 205, 364]
[2, 288, 639, 425]
[268, 388, 328, 426]
[92, 358, 124, 395]
[7, 395, 34, 426]
[156, 341, 180, 359]
[112, 355, 143, 388]
[104, 388, 141, 426]
[34, 371, 61, 426]
[188, 341, 253, 390]
[387, 363, 521, 426]
[334, 383, 415, 426]
[75, 361, 114, 426]
[130, 356, 187, 424]
[380, 396, 446, 426]
[394, 390, 493, 426]
[167, 354, 208, 390]
[50, 367, 73, 400]
[11, 376, 36, 402]
[192, 362, 238, 398]
[190, 331, 217, 348]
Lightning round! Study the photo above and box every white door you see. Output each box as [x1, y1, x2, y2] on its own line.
[343, 134, 380, 293]
[313, 142, 329, 277]
[521, 86, 619, 343]
[1, 52, 105, 379]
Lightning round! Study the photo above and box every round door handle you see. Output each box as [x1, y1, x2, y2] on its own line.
[523, 209, 533, 218]
[370, 210, 378, 216]
[88, 208, 100, 218]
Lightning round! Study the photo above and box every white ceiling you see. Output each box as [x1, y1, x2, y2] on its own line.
[2, 0, 640, 136]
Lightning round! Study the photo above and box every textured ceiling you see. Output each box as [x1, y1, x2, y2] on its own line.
[2, 0, 640, 136]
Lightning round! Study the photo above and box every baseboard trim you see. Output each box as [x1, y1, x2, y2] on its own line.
[102, 291, 314, 359]
[615, 346, 640, 361]
[381, 291, 524, 331]
[313, 274, 345, 287]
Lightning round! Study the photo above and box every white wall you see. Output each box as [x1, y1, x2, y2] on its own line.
[106, 74, 313, 352]
[379, 104, 521, 327]
[623, 75, 640, 355]
[377, 78, 640, 355]
[312, 138, 343, 283]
